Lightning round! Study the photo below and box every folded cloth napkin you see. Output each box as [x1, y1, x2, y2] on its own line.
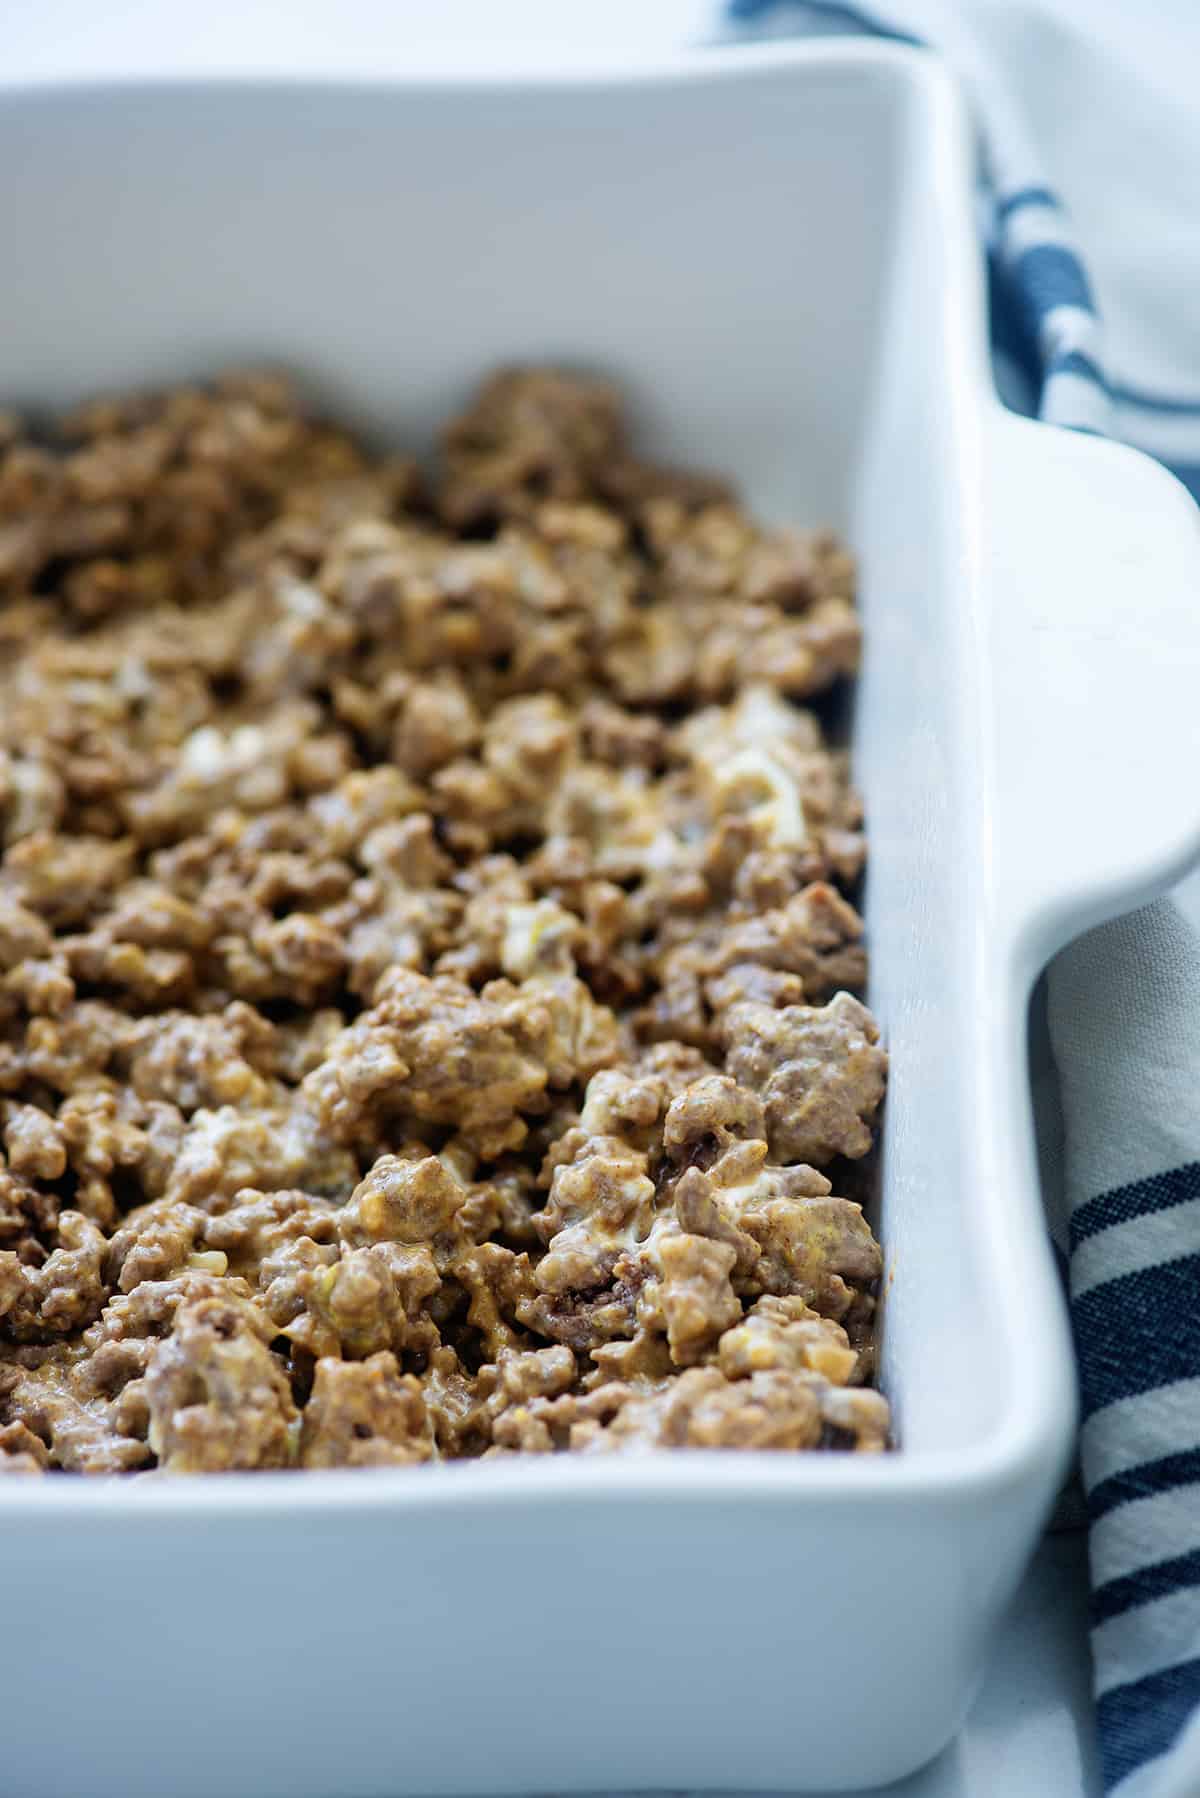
[724, 4, 1200, 1793]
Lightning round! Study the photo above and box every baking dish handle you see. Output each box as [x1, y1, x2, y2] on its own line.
[985, 410, 1200, 964]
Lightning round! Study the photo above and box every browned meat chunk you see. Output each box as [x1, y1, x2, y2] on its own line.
[0, 1419, 50, 1472]
[437, 367, 623, 528]
[299, 1353, 434, 1468]
[142, 1295, 297, 1472]
[0, 1212, 108, 1343]
[723, 991, 887, 1165]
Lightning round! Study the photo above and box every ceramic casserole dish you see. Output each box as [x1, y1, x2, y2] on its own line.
[2, 42, 1200, 1797]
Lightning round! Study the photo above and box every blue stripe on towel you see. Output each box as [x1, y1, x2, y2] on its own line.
[726, 0, 920, 41]
[1072, 1253, 1200, 1419]
[1113, 383, 1200, 417]
[1090, 1448, 1200, 1524]
[1097, 1658, 1200, 1788]
[1092, 1547, 1200, 1627]
[996, 184, 1062, 219]
[1009, 242, 1097, 317]
[1070, 1163, 1200, 1250]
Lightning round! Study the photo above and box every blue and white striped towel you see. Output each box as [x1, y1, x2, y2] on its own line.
[724, 4, 1200, 1794]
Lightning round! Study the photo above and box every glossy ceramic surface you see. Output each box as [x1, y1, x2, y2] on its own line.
[2, 44, 1199, 1796]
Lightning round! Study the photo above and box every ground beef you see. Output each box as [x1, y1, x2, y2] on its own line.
[722, 991, 887, 1165]
[0, 366, 889, 1473]
[299, 1352, 434, 1468]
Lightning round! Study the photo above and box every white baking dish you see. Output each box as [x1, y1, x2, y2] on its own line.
[2, 43, 1200, 1798]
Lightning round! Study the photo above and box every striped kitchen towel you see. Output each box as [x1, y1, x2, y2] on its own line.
[725, 4, 1200, 1795]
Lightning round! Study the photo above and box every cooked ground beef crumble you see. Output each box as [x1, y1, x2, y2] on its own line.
[0, 367, 889, 1474]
